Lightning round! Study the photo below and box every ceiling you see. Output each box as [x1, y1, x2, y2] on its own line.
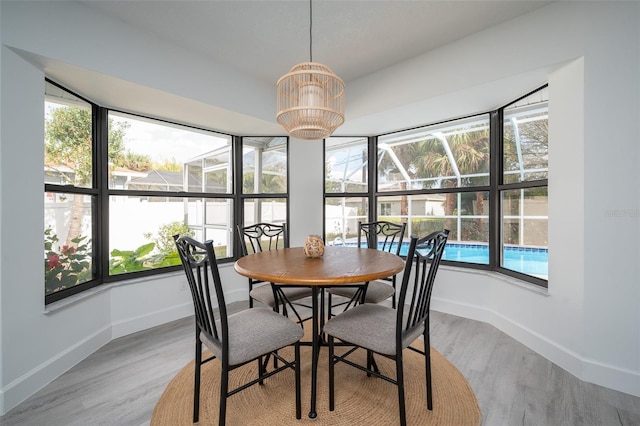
[83, 0, 551, 86]
[35, 0, 554, 136]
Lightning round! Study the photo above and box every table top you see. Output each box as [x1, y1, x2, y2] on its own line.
[234, 246, 404, 286]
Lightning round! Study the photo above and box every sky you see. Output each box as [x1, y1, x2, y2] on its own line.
[110, 112, 230, 165]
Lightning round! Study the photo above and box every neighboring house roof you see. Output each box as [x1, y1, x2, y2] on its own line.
[130, 170, 182, 186]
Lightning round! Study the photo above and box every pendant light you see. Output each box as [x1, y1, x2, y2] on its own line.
[276, 0, 345, 140]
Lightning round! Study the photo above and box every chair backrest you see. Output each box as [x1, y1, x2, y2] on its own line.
[237, 222, 288, 256]
[358, 221, 406, 256]
[396, 230, 449, 342]
[173, 235, 228, 350]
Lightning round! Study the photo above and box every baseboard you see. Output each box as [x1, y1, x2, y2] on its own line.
[431, 296, 640, 398]
[582, 355, 640, 398]
[0, 325, 111, 416]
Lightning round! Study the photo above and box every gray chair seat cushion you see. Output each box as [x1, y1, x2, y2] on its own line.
[323, 304, 424, 356]
[200, 307, 304, 366]
[328, 280, 396, 304]
[250, 284, 313, 308]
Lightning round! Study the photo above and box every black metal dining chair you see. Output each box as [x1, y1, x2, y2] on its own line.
[323, 230, 449, 426]
[238, 223, 313, 324]
[174, 235, 303, 425]
[327, 221, 406, 316]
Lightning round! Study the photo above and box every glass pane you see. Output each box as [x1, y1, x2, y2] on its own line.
[109, 195, 233, 275]
[325, 137, 369, 193]
[242, 137, 287, 194]
[501, 188, 548, 278]
[44, 192, 94, 295]
[244, 198, 288, 225]
[325, 197, 368, 245]
[45, 81, 93, 188]
[378, 115, 490, 192]
[503, 87, 549, 184]
[202, 199, 234, 258]
[378, 192, 489, 263]
[108, 112, 232, 193]
[183, 198, 233, 258]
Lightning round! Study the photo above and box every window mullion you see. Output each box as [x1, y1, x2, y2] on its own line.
[234, 135, 243, 257]
[489, 109, 502, 271]
[96, 105, 109, 283]
[368, 136, 376, 223]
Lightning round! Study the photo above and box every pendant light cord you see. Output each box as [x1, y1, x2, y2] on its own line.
[309, 0, 313, 62]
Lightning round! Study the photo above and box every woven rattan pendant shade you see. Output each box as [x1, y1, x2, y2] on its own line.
[277, 62, 345, 140]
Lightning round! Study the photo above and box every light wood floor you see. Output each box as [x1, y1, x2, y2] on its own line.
[2, 300, 639, 426]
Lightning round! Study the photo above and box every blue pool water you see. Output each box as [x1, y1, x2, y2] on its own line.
[337, 241, 548, 278]
[441, 244, 548, 278]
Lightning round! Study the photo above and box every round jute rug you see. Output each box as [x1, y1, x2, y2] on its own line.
[152, 334, 481, 426]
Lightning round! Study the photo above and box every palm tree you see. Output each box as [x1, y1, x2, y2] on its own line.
[379, 125, 489, 240]
[418, 130, 489, 240]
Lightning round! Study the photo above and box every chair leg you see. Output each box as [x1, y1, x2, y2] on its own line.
[258, 356, 264, 385]
[396, 352, 407, 426]
[328, 335, 335, 411]
[392, 278, 397, 309]
[295, 342, 302, 419]
[219, 362, 229, 426]
[424, 326, 433, 410]
[264, 292, 280, 373]
[271, 299, 280, 369]
[193, 340, 202, 423]
[320, 289, 326, 333]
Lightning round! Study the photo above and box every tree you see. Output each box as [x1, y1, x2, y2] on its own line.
[153, 158, 182, 172]
[115, 151, 152, 172]
[503, 118, 548, 183]
[143, 221, 194, 255]
[242, 168, 287, 194]
[45, 106, 130, 246]
[378, 127, 490, 240]
[417, 131, 490, 239]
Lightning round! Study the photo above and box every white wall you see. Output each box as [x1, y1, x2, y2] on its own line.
[1, 0, 639, 415]
[289, 137, 325, 246]
[0, 4, 4, 415]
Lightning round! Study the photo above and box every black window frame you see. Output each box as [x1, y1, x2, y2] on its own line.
[237, 135, 291, 246]
[44, 79, 290, 304]
[494, 86, 548, 287]
[323, 85, 549, 288]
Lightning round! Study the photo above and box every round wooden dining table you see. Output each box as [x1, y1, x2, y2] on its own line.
[234, 246, 405, 419]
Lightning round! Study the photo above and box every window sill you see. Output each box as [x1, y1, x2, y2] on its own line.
[439, 264, 550, 296]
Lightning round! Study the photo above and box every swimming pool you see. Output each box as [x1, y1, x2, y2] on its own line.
[336, 241, 548, 278]
[443, 243, 548, 278]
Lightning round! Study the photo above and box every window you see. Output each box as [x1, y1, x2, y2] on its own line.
[241, 137, 289, 227]
[325, 137, 369, 194]
[324, 138, 370, 244]
[323, 86, 548, 286]
[44, 80, 289, 303]
[380, 202, 392, 216]
[378, 116, 490, 191]
[377, 115, 491, 264]
[500, 87, 548, 282]
[44, 81, 97, 299]
[107, 112, 234, 274]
